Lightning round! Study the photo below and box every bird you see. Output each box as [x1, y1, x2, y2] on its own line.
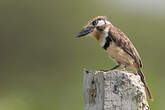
[77, 16, 152, 99]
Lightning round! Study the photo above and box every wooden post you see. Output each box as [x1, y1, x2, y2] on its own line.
[83, 69, 150, 110]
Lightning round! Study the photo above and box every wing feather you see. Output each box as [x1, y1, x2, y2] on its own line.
[109, 26, 142, 68]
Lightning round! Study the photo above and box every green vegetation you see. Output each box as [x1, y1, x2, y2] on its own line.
[0, 0, 164, 110]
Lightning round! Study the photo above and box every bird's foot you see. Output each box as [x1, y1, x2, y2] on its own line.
[121, 68, 126, 71]
[121, 64, 128, 71]
[100, 64, 121, 72]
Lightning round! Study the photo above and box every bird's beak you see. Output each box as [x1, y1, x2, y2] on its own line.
[77, 26, 94, 37]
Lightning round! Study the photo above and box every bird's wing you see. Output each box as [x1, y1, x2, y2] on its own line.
[109, 26, 142, 68]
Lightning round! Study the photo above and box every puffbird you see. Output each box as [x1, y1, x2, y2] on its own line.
[77, 16, 152, 99]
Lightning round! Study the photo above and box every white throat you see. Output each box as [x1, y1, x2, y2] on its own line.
[100, 25, 111, 47]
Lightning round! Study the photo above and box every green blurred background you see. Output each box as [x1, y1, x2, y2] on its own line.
[0, 0, 165, 109]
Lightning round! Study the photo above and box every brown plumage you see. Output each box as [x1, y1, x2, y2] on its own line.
[108, 26, 152, 99]
[109, 26, 142, 68]
[77, 16, 152, 99]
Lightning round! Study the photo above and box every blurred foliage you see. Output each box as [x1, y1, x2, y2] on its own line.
[0, 0, 165, 110]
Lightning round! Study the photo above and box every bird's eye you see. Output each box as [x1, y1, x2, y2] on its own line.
[92, 20, 98, 26]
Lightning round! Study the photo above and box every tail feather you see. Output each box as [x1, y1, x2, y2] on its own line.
[137, 69, 152, 99]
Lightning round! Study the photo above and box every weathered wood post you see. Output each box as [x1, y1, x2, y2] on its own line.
[83, 69, 150, 110]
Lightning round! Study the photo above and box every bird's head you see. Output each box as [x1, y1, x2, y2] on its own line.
[77, 16, 111, 38]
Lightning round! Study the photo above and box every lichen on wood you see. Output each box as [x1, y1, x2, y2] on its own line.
[83, 69, 150, 110]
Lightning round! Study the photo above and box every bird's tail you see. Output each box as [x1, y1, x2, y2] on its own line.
[137, 69, 153, 100]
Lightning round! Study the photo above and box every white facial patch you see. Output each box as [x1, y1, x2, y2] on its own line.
[97, 20, 111, 26]
[97, 20, 105, 26]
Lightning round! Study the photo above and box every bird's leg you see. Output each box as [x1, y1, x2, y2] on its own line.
[110, 64, 121, 70]
[100, 64, 121, 72]
[121, 64, 128, 71]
